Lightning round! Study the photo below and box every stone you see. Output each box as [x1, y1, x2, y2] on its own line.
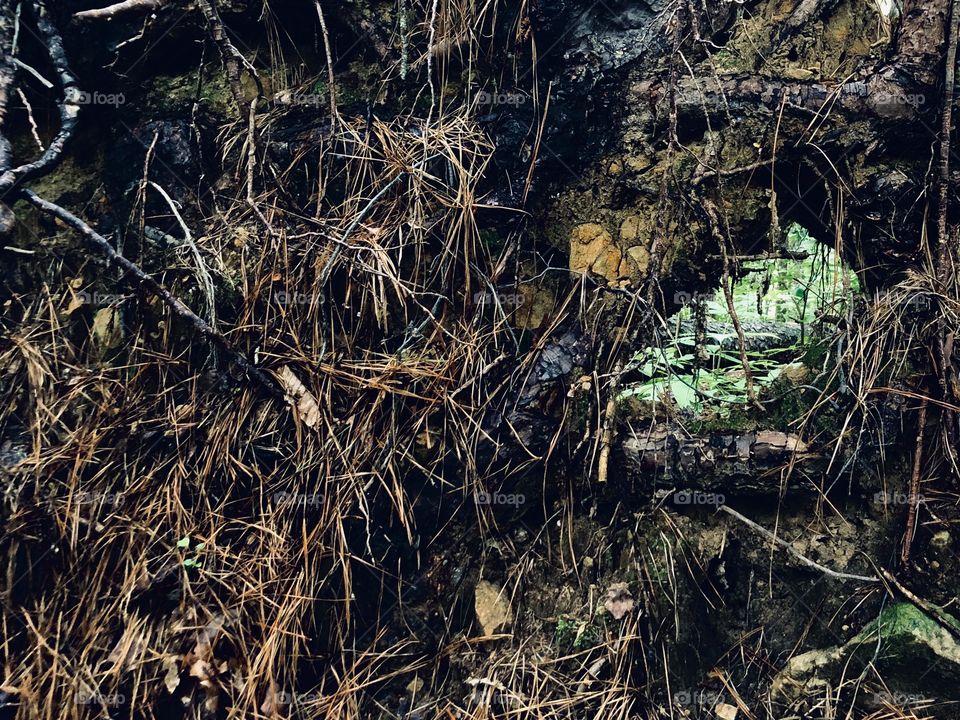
[715, 703, 738, 720]
[569, 223, 624, 283]
[474, 580, 513, 636]
[619, 215, 646, 243]
[626, 245, 651, 274]
[603, 582, 635, 620]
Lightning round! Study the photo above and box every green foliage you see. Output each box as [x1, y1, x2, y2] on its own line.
[621, 225, 858, 416]
[698, 224, 859, 328]
[554, 616, 601, 650]
[176, 536, 206, 569]
[620, 331, 786, 416]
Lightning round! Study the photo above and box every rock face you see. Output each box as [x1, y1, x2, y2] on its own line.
[772, 602, 960, 704]
[568, 223, 626, 283]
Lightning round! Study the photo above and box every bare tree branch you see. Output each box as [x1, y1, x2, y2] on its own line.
[73, 0, 164, 21]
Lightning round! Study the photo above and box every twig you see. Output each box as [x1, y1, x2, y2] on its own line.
[690, 159, 774, 186]
[596, 360, 622, 484]
[703, 199, 762, 410]
[11, 58, 52, 88]
[936, 0, 960, 462]
[147, 180, 217, 327]
[318, 171, 410, 289]
[73, 0, 164, 21]
[718, 504, 879, 583]
[18, 189, 278, 396]
[937, 0, 959, 281]
[244, 97, 274, 235]
[900, 396, 928, 565]
[706, 251, 810, 262]
[0, 2, 18, 233]
[313, 1, 339, 125]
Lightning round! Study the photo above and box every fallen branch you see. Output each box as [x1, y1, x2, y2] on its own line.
[879, 567, 960, 641]
[596, 360, 622, 484]
[936, 0, 960, 463]
[73, 0, 164, 21]
[719, 504, 879, 583]
[18, 188, 279, 396]
[313, 1, 339, 124]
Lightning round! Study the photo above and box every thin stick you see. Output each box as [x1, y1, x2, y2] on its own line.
[900, 397, 928, 565]
[936, 0, 960, 462]
[313, 1, 339, 125]
[0, 2, 18, 233]
[718, 504, 879, 583]
[596, 360, 622, 484]
[318, 171, 410, 288]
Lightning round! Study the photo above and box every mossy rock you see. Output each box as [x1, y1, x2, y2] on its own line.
[773, 602, 960, 703]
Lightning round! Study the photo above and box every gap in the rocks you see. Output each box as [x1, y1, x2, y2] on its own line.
[621, 223, 859, 419]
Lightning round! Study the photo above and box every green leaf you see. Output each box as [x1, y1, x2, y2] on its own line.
[177, 536, 190, 549]
[669, 378, 699, 410]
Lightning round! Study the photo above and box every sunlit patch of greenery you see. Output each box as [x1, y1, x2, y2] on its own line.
[621, 225, 859, 415]
[620, 332, 785, 415]
[706, 224, 860, 329]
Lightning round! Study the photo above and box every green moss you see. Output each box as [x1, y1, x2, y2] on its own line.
[858, 602, 960, 643]
[690, 407, 754, 434]
[554, 615, 601, 650]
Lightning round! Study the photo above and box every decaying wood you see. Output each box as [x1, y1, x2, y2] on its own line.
[196, 0, 262, 112]
[622, 424, 817, 495]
